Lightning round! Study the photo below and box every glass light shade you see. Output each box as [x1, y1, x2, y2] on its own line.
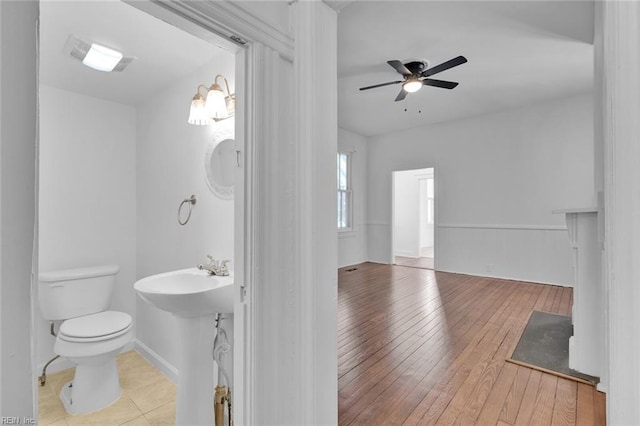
[188, 97, 211, 125]
[205, 85, 228, 120]
[82, 43, 123, 72]
[403, 79, 423, 93]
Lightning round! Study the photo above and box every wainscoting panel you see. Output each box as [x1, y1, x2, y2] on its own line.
[437, 225, 572, 286]
[367, 223, 573, 286]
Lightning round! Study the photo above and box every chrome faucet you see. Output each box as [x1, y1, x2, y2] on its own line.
[198, 255, 230, 276]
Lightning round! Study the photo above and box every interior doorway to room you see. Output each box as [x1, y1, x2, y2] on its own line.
[392, 168, 435, 270]
[35, 1, 247, 423]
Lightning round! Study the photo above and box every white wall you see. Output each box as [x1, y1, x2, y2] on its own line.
[38, 86, 137, 370]
[368, 94, 594, 286]
[338, 128, 367, 267]
[135, 54, 235, 373]
[0, 0, 38, 417]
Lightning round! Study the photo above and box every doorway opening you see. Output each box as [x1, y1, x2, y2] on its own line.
[35, 1, 244, 424]
[392, 167, 435, 270]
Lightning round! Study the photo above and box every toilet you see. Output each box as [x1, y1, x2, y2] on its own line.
[38, 264, 133, 414]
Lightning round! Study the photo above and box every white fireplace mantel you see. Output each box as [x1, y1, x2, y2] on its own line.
[553, 207, 603, 384]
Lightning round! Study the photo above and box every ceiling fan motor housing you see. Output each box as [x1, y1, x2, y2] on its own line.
[404, 60, 428, 75]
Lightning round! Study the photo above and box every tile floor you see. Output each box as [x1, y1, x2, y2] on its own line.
[39, 350, 176, 425]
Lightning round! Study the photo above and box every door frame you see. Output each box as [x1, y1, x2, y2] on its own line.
[38, 1, 294, 423]
[117, 2, 338, 425]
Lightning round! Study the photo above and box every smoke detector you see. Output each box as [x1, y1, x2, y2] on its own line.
[63, 35, 134, 72]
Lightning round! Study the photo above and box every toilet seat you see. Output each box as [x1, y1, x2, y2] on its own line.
[58, 311, 133, 343]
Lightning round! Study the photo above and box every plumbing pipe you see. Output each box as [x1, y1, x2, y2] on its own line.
[38, 321, 60, 386]
[213, 313, 234, 425]
[213, 314, 232, 387]
[214, 385, 227, 426]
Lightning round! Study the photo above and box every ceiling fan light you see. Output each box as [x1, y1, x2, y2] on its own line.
[403, 79, 423, 93]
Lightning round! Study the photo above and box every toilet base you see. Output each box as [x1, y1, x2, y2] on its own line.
[60, 358, 121, 414]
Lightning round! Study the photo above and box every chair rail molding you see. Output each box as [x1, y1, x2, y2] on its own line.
[601, 1, 640, 424]
[437, 223, 567, 231]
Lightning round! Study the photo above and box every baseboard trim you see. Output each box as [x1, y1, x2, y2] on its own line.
[362, 260, 571, 288]
[394, 250, 418, 258]
[435, 266, 571, 288]
[338, 258, 368, 269]
[134, 339, 178, 384]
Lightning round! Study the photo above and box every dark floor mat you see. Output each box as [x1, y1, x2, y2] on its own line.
[508, 311, 598, 385]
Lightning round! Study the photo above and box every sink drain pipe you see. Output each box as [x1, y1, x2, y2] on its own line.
[213, 313, 233, 426]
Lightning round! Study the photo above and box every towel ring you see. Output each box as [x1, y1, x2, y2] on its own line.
[178, 195, 197, 225]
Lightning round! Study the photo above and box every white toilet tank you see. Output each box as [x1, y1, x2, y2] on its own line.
[38, 264, 120, 321]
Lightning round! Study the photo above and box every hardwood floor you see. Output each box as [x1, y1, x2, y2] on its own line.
[395, 256, 434, 270]
[338, 262, 606, 425]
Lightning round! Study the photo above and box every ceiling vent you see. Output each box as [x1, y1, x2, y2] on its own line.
[63, 34, 135, 73]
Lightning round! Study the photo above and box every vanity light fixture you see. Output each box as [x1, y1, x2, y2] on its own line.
[64, 35, 134, 72]
[188, 74, 235, 125]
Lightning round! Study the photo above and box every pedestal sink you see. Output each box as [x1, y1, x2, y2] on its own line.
[134, 268, 233, 425]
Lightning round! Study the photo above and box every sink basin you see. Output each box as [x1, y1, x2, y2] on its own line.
[134, 267, 235, 425]
[134, 268, 233, 317]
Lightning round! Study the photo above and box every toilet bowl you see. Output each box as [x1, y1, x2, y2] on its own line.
[55, 311, 133, 414]
[38, 265, 133, 414]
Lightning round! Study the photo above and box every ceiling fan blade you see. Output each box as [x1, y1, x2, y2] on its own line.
[421, 56, 467, 77]
[395, 89, 408, 102]
[422, 79, 459, 89]
[387, 60, 412, 76]
[359, 80, 403, 91]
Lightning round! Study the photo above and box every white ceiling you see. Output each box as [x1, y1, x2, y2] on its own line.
[40, 1, 594, 136]
[337, 1, 594, 137]
[40, 0, 229, 106]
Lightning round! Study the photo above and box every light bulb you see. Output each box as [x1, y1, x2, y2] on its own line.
[188, 96, 211, 125]
[205, 84, 228, 120]
[82, 43, 123, 72]
[403, 79, 423, 93]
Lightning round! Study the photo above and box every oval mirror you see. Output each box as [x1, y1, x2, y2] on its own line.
[205, 120, 235, 199]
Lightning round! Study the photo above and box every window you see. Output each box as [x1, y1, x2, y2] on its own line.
[337, 152, 352, 231]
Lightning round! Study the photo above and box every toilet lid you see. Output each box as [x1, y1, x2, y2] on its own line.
[59, 311, 132, 339]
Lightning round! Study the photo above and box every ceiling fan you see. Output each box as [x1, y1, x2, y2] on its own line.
[359, 56, 467, 102]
